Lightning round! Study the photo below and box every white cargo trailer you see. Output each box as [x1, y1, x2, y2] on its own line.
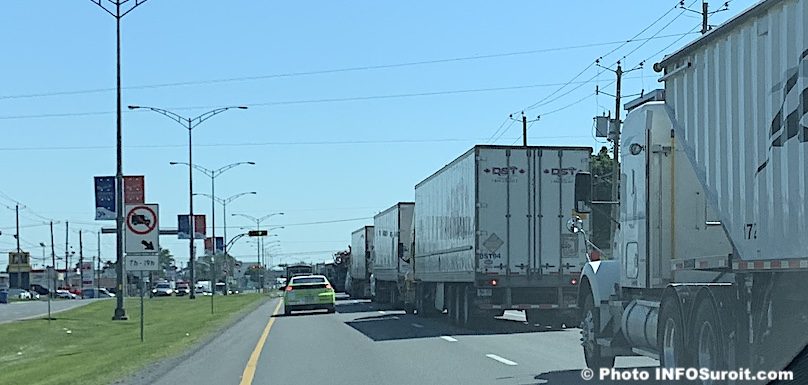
[347, 226, 374, 298]
[371, 202, 415, 309]
[573, 0, 808, 381]
[413, 145, 592, 326]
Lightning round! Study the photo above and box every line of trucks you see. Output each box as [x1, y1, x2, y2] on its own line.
[344, 0, 808, 381]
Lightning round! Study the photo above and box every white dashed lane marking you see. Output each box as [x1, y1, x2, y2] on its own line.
[440, 336, 458, 342]
[485, 354, 518, 366]
[411, 323, 424, 328]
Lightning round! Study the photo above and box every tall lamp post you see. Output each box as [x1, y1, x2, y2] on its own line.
[90, 0, 150, 321]
[193, 191, 257, 294]
[129, 105, 247, 299]
[232, 212, 284, 292]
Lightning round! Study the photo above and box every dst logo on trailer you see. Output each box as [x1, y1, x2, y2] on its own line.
[544, 167, 577, 176]
[483, 167, 525, 176]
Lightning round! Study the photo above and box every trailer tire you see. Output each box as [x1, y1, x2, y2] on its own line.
[581, 292, 615, 369]
[658, 295, 690, 369]
[461, 285, 487, 327]
[692, 297, 728, 384]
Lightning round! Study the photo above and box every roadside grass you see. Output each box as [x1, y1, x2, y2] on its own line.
[0, 293, 268, 385]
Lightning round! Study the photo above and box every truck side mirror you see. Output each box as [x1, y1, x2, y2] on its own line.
[574, 172, 592, 214]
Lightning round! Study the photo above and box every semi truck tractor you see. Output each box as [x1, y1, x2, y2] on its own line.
[346, 226, 374, 298]
[412, 145, 592, 327]
[370, 202, 415, 310]
[570, 0, 808, 380]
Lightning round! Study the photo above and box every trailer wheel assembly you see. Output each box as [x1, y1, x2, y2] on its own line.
[693, 297, 728, 382]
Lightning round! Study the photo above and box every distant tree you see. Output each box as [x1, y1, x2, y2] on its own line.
[157, 248, 174, 278]
[590, 146, 615, 251]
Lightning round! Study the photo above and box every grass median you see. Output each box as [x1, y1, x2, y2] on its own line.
[0, 293, 269, 385]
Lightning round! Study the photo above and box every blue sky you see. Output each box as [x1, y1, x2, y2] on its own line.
[0, 0, 757, 271]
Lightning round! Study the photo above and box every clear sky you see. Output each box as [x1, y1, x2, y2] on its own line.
[0, 0, 757, 271]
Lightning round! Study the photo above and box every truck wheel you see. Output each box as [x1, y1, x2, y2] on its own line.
[445, 285, 454, 323]
[581, 293, 615, 369]
[693, 298, 728, 383]
[461, 285, 485, 327]
[658, 296, 690, 368]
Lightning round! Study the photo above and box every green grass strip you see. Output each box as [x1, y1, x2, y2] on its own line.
[0, 294, 268, 385]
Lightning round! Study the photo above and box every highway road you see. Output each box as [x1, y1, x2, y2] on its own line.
[130, 294, 662, 385]
[0, 298, 107, 324]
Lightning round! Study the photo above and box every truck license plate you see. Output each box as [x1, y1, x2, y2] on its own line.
[477, 288, 492, 297]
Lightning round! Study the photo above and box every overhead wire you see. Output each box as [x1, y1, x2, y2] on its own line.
[491, 120, 517, 143]
[513, 0, 684, 114]
[0, 76, 653, 122]
[619, 0, 698, 63]
[0, 32, 698, 102]
[485, 116, 511, 143]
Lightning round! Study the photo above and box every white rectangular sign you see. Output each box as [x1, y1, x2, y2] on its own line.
[125, 204, 160, 255]
[126, 255, 160, 271]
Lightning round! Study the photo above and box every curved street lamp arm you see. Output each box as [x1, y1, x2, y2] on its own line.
[171, 161, 214, 177]
[225, 233, 248, 250]
[129, 105, 189, 128]
[232, 213, 259, 223]
[258, 212, 284, 222]
[212, 161, 255, 178]
[224, 192, 257, 204]
[193, 193, 225, 205]
[190, 106, 246, 129]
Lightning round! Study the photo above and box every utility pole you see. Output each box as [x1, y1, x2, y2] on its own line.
[595, 59, 643, 246]
[611, 62, 623, 243]
[702, 2, 709, 34]
[522, 114, 527, 146]
[15, 204, 20, 252]
[64, 222, 69, 288]
[97, 232, 101, 292]
[508, 112, 539, 147]
[50, 221, 56, 299]
[79, 231, 84, 297]
[679, 1, 730, 35]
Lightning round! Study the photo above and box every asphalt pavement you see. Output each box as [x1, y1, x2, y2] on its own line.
[131, 294, 665, 385]
[0, 298, 106, 324]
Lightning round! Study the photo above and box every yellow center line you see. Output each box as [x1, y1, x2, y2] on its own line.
[240, 299, 283, 385]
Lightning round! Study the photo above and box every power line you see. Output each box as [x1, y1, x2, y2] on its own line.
[274, 217, 373, 227]
[0, 135, 593, 152]
[486, 117, 511, 143]
[0, 33, 696, 102]
[643, 22, 702, 62]
[0, 74, 657, 122]
[620, 1, 696, 62]
[491, 120, 518, 143]
[514, 0, 684, 114]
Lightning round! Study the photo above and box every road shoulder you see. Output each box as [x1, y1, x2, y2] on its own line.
[113, 296, 276, 385]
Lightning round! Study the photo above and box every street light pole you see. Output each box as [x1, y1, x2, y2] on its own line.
[90, 0, 149, 321]
[232, 212, 284, 292]
[194, 191, 256, 294]
[129, 105, 248, 299]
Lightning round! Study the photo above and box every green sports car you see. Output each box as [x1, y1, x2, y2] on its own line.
[283, 275, 336, 315]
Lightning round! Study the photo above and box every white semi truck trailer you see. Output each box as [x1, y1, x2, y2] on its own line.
[370, 202, 416, 310]
[413, 145, 592, 327]
[571, 0, 808, 381]
[346, 226, 374, 299]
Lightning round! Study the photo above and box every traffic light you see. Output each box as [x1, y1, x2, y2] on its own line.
[248, 230, 268, 237]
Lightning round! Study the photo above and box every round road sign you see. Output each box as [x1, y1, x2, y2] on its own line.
[126, 205, 158, 235]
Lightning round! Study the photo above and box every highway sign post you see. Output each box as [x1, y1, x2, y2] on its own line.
[128, 254, 159, 343]
[123, 203, 158, 343]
